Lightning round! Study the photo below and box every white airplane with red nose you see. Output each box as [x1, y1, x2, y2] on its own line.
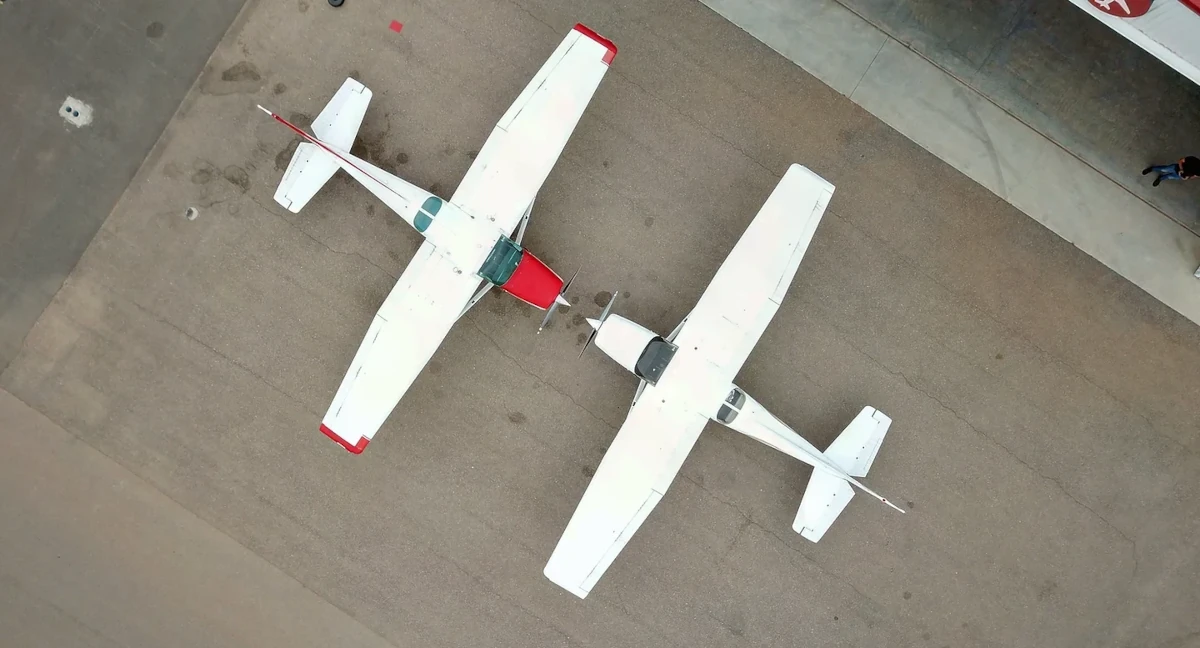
[259, 24, 617, 453]
[544, 165, 905, 598]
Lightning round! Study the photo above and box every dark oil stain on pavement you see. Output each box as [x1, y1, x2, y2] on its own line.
[288, 112, 312, 129]
[275, 140, 299, 171]
[191, 161, 216, 185]
[203, 61, 265, 96]
[223, 166, 250, 193]
[221, 61, 261, 82]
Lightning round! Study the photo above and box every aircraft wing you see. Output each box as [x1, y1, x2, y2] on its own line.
[543, 395, 708, 598]
[450, 24, 616, 236]
[670, 165, 834, 384]
[319, 241, 484, 453]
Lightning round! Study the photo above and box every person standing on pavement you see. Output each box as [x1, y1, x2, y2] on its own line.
[1143, 156, 1200, 186]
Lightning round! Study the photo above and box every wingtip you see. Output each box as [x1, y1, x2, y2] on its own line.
[572, 23, 617, 64]
[256, 104, 273, 116]
[319, 423, 369, 454]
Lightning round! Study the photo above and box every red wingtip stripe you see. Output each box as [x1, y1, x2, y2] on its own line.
[320, 423, 369, 454]
[572, 23, 617, 64]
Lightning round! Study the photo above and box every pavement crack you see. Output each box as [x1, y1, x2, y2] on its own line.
[607, 69, 777, 179]
[424, 543, 581, 647]
[850, 38, 888, 98]
[500, 0, 556, 33]
[462, 316, 619, 431]
[0, 394, 404, 648]
[954, 85, 1007, 198]
[718, 512, 755, 566]
[249, 193, 398, 281]
[839, 333, 1139, 576]
[830, 208, 1195, 461]
[98, 283, 320, 419]
[681, 473, 883, 607]
[0, 572, 124, 647]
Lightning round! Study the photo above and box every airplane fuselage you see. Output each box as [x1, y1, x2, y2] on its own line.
[589, 312, 900, 505]
[333, 148, 566, 310]
[267, 110, 565, 309]
[589, 313, 834, 472]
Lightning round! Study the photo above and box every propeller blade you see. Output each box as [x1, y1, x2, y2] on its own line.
[579, 288, 618, 357]
[538, 302, 559, 333]
[537, 267, 581, 334]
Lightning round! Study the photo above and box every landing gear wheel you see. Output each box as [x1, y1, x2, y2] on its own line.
[328, 0, 344, 6]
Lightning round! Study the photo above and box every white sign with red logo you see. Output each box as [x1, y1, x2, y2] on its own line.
[1088, 0, 1154, 16]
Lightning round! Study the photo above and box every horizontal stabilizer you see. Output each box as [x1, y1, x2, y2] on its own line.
[274, 142, 339, 213]
[793, 469, 854, 542]
[312, 77, 371, 151]
[825, 406, 891, 478]
[266, 78, 372, 213]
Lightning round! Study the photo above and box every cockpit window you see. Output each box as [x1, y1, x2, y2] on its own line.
[635, 337, 677, 385]
[414, 196, 442, 232]
[477, 236, 523, 285]
[716, 387, 746, 424]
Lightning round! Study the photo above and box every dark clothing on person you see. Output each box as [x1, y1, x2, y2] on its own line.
[1181, 156, 1200, 178]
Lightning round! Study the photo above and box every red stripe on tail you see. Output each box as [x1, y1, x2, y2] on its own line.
[261, 108, 404, 203]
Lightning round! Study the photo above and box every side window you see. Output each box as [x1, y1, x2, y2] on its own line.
[716, 388, 746, 424]
[421, 196, 442, 215]
[415, 196, 442, 233]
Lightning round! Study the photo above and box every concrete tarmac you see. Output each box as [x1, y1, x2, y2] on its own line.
[0, 389, 392, 648]
[0, 0, 247, 372]
[2, 0, 1199, 646]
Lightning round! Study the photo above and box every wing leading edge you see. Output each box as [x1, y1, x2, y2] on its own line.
[450, 24, 616, 236]
[543, 395, 708, 598]
[670, 164, 834, 386]
[545, 165, 836, 596]
[320, 242, 484, 452]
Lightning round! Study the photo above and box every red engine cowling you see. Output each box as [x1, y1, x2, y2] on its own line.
[500, 251, 563, 309]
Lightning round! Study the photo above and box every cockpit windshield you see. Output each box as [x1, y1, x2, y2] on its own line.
[635, 337, 677, 385]
[477, 236, 523, 285]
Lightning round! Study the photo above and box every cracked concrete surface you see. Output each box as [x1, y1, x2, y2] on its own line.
[2, 0, 1199, 646]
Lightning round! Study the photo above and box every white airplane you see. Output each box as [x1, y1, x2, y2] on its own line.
[544, 165, 905, 598]
[258, 25, 617, 454]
